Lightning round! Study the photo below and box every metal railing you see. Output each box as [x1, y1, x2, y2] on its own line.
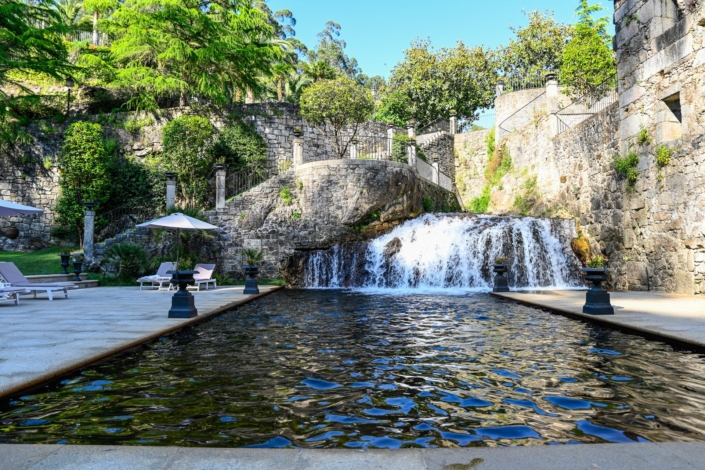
[556, 74, 619, 135]
[66, 31, 111, 46]
[96, 195, 161, 242]
[225, 169, 269, 200]
[500, 72, 557, 93]
[348, 135, 395, 161]
[417, 118, 450, 136]
[498, 91, 547, 135]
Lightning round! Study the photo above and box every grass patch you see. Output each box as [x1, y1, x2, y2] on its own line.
[0, 246, 78, 275]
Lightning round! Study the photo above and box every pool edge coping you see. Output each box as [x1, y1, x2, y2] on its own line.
[490, 292, 705, 351]
[0, 286, 284, 401]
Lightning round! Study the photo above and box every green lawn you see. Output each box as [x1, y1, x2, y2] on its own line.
[0, 246, 78, 276]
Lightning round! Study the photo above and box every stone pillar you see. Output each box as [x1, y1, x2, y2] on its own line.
[83, 208, 95, 259]
[496, 79, 504, 96]
[407, 120, 416, 139]
[387, 125, 395, 154]
[215, 164, 226, 211]
[432, 162, 439, 185]
[165, 173, 176, 211]
[407, 139, 417, 167]
[293, 128, 304, 166]
[350, 139, 359, 159]
[546, 73, 560, 138]
[449, 110, 457, 134]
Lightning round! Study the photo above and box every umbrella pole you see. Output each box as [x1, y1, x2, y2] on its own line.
[176, 228, 180, 269]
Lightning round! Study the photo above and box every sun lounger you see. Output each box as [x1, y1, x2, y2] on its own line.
[0, 285, 27, 305]
[137, 262, 177, 291]
[188, 264, 217, 291]
[0, 262, 77, 301]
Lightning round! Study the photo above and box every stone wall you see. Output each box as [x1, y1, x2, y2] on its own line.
[208, 160, 459, 280]
[419, 132, 456, 184]
[454, 130, 491, 208]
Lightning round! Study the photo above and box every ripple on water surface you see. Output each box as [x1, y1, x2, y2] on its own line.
[2, 290, 705, 448]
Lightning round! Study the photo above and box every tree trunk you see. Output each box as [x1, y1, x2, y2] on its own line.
[246, 87, 255, 104]
[92, 11, 99, 46]
[278, 78, 284, 102]
[179, 91, 186, 107]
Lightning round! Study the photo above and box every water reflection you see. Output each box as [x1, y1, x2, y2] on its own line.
[1, 290, 705, 448]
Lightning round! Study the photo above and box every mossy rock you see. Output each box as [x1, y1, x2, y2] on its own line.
[571, 236, 591, 264]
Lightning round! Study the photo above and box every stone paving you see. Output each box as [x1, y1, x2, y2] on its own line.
[492, 290, 705, 348]
[0, 285, 281, 399]
[2, 442, 705, 469]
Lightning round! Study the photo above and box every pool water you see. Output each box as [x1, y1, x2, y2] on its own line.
[2, 290, 705, 448]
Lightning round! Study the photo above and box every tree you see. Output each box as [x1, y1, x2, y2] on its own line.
[161, 116, 216, 208]
[498, 10, 573, 82]
[388, 40, 496, 126]
[307, 21, 361, 79]
[101, 0, 283, 110]
[376, 90, 412, 128]
[560, 1, 616, 97]
[210, 120, 267, 175]
[55, 122, 114, 244]
[55, 0, 91, 36]
[0, 0, 71, 148]
[83, 0, 115, 46]
[301, 60, 337, 82]
[300, 77, 374, 159]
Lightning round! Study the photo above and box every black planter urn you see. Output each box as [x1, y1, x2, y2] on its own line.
[492, 264, 510, 293]
[582, 267, 614, 315]
[167, 270, 198, 318]
[242, 265, 260, 295]
[60, 254, 71, 275]
[72, 261, 83, 281]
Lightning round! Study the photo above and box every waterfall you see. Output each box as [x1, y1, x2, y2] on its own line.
[301, 214, 583, 291]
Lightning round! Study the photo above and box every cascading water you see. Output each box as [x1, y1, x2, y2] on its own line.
[302, 214, 583, 291]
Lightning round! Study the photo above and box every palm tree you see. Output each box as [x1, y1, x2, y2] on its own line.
[301, 61, 337, 82]
[55, 0, 90, 36]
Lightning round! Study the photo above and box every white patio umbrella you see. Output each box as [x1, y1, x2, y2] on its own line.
[137, 213, 218, 267]
[0, 199, 44, 216]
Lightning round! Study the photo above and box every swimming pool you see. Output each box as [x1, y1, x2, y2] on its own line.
[1, 290, 704, 448]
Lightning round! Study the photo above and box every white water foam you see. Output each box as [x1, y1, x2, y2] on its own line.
[303, 214, 583, 292]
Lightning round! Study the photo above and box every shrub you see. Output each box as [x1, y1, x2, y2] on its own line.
[423, 197, 434, 212]
[242, 249, 264, 266]
[103, 242, 147, 281]
[54, 122, 114, 243]
[210, 120, 267, 175]
[655, 145, 673, 168]
[586, 254, 608, 268]
[637, 127, 652, 146]
[375, 91, 412, 128]
[560, 21, 616, 97]
[391, 134, 427, 163]
[613, 150, 639, 191]
[291, 210, 302, 221]
[162, 116, 215, 208]
[280, 186, 292, 206]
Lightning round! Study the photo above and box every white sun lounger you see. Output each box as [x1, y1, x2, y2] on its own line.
[187, 264, 217, 291]
[137, 262, 177, 291]
[0, 285, 27, 305]
[0, 262, 77, 301]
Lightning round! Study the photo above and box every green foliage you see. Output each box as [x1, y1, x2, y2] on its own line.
[103, 242, 147, 281]
[375, 91, 412, 128]
[55, 122, 114, 243]
[513, 175, 539, 216]
[296, 179, 304, 191]
[485, 127, 496, 159]
[300, 77, 374, 158]
[499, 10, 572, 81]
[637, 127, 652, 146]
[162, 116, 215, 208]
[210, 120, 267, 175]
[100, 0, 283, 109]
[291, 210, 302, 221]
[422, 197, 433, 212]
[42, 156, 53, 170]
[388, 39, 496, 126]
[391, 134, 427, 163]
[613, 150, 639, 192]
[470, 144, 512, 214]
[123, 116, 153, 133]
[0, 0, 72, 149]
[279, 185, 292, 206]
[655, 145, 673, 168]
[306, 21, 360, 79]
[586, 254, 608, 268]
[242, 248, 264, 266]
[559, 1, 615, 97]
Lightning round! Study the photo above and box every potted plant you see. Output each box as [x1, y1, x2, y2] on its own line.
[293, 126, 303, 138]
[581, 255, 614, 315]
[71, 252, 85, 281]
[492, 257, 510, 293]
[242, 249, 264, 295]
[4, 223, 19, 240]
[59, 249, 71, 274]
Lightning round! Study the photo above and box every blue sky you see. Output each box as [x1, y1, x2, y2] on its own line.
[266, 0, 614, 78]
